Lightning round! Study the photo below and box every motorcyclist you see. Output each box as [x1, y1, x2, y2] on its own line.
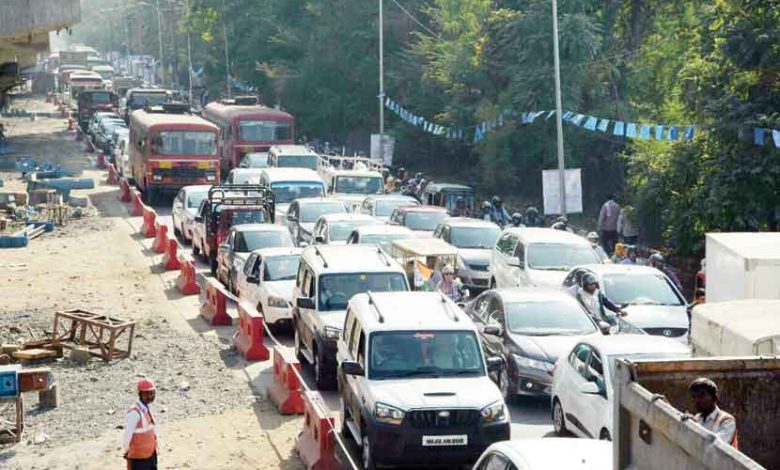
[551, 216, 573, 232]
[575, 273, 627, 325]
[511, 212, 524, 227]
[489, 196, 511, 227]
[621, 245, 639, 265]
[480, 201, 493, 222]
[435, 264, 466, 302]
[451, 197, 471, 218]
[587, 231, 609, 263]
[522, 206, 544, 227]
[649, 253, 683, 292]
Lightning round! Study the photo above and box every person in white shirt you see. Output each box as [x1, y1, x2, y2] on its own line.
[689, 377, 738, 448]
[123, 378, 159, 470]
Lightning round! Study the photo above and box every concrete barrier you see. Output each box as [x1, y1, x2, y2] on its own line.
[199, 277, 231, 326]
[161, 238, 181, 271]
[295, 391, 341, 470]
[267, 346, 304, 415]
[232, 302, 270, 361]
[175, 259, 199, 295]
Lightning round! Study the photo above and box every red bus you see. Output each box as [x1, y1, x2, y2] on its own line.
[129, 105, 220, 203]
[202, 97, 295, 174]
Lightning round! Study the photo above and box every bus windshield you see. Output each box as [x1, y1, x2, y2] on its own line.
[153, 131, 217, 156]
[334, 175, 384, 194]
[239, 120, 292, 141]
[128, 93, 168, 109]
[276, 155, 318, 171]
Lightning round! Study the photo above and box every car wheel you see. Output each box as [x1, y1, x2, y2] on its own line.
[489, 278, 496, 289]
[313, 345, 335, 390]
[339, 398, 351, 439]
[294, 329, 305, 362]
[361, 430, 377, 470]
[600, 428, 611, 441]
[210, 254, 217, 275]
[552, 398, 568, 436]
[173, 222, 181, 238]
[498, 368, 515, 404]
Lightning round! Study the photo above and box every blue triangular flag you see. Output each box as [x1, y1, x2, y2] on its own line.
[498, 115, 504, 127]
[572, 114, 586, 126]
[626, 123, 638, 138]
[563, 111, 574, 121]
[773, 129, 780, 148]
[655, 125, 665, 140]
[640, 125, 651, 139]
[613, 121, 625, 136]
[385, 97, 391, 107]
[754, 128, 765, 145]
[546, 110, 556, 120]
[669, 126, 680, 141]
[597, 119, 609, 132]
[684, 126, 695, 141]
[583, 117, 598, 131]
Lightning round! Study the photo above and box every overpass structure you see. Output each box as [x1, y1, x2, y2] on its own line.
[0, 0, 81, 95]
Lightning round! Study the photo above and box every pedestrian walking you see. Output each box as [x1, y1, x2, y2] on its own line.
[617, 205, 639, 245]
[689, 377, 738, 449]
[123, 378, 158, 470]
[598, 194, 621, 254]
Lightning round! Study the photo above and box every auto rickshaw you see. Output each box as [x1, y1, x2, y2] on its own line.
[391, 238, 459, 291]
[422, 183, 475, 214]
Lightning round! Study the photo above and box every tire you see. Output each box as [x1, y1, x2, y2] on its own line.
[313, 344, 336, 390]
[600, 428, 612, 441]
[552, 398, 567, 436]
[339, 398, 351, 440]
[361, 429, 377, 470]
[294, 329, 305, 362]
[489, 278, 497, 289]
[498, 368, 515, 404]
[173, 222, 181, 238]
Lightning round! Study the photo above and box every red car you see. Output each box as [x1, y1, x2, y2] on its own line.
[387, 205, 450, 237]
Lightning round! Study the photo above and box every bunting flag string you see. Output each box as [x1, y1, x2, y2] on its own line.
[383, 96, 780, 149]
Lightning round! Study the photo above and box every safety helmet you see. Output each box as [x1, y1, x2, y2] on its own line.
[586, 231, 599, 242]
[491, 195, 502, 205]
[137, 378, 156, 392]
[442, 264, 455, 274]
[526, 206, 539, 215]
[556, 216, 568, 224]
[512, 212, 522, 223]
[649, 253, 664, 264]
[581, 273, 598, 288]
[415, 172, 423, 179]
[456, 196, 465, 205]
[481, 201, 492, 211]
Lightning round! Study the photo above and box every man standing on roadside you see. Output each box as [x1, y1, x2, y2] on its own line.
[689, 377, 738, 449]
[123, 378, 158, 470]
[598, 194, 621, 254]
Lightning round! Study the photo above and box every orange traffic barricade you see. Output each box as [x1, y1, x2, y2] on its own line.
[296, 391, 340, 470]
[199, 277, 232, 326]
[161, 238, 181, 271]
[267, 346, 303, 415]
[233, 302, 270, 362]
[175, 259, 200, 295]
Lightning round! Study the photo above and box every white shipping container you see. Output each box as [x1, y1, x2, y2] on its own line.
[705, 232, 780, 303]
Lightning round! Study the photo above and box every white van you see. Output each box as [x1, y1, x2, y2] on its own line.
[257, 168, 327, 224]
[691, 299, 780, 356]
[267, 145, 320, 171]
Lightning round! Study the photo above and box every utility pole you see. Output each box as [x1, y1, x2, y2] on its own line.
[185, 0, 193, 105]
[377, 0, 385, 161]
[551, 0, 567, 216]
[155, 0, 166, 87]
[221, 0, 231, 98]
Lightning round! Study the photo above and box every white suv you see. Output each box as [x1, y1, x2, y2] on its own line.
[293, 245, 410, 389]
[337, 292, 510, 469]
[236, 247, 302, 327]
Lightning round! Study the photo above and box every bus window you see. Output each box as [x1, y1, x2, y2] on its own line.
[153, 131, 217, 156]
[239, 121, 292, 141]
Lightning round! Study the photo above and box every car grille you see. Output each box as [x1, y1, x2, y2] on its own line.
[406, 409, 479, 429]
[468, 263, 489, 272]
[644, 327, 687, 338]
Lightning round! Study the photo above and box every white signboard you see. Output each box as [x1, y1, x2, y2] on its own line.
[370, 134, 395, 166]
[542, 168, 583, 215]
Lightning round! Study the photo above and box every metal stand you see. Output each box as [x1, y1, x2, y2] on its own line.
[52, 309, 136, 361]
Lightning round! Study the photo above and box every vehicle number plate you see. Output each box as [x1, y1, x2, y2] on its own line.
[422, 435, 468, 446]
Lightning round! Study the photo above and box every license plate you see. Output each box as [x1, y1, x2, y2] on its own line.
[157, 161, 173, 169]
[196, 161, 212, 169]
[422, 435, 468, 447]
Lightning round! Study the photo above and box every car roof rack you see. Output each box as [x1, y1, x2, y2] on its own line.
[375, 246, 392, 267]
[313, 246, 328, 268]
[438, 293, 460, 322]
[366, 291, 384, 323]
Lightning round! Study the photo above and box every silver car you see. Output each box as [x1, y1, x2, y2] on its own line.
[434, 217, 500, 291]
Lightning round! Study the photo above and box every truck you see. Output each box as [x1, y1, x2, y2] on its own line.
[77, 90, 118, 131]
[691, 299, 780, 356]
[705, 233, 780, 303]
[59, 51, 89, 69]
[613, 356, 778, 470]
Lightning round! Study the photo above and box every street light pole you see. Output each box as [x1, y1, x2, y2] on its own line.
[551, 0, 567, 216]
[378, 0, 385, 160]
[221, 0, 231, 98]
[186, 0, 193, 105]
[155, 0, 166, 87]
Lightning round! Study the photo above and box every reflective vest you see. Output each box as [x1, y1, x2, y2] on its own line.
[127, 402, 157, 459]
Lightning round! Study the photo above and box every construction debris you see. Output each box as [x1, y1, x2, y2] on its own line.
[51, 309, 135, 362]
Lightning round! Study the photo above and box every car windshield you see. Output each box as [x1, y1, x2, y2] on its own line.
[375, 199, 416, 217]
[154, 131, 217, 156]
[235, 230, 293, 252]
[329, 220, 377, 241]
[602, 273, 683, 306]
[358, 234, 410, 253]
[404, 211, 448, 231]
[450, 226, 500, 249]
[224, 209, 266, 227]
[271, 182, 325, 203]
[186, 190, 208, 209]
[264, 255, 300, 281]
[300, 202, 347, 223]
[505, 300, 597, 336]
[318, 272, 407, 311]
[242, 153, 268, 168]
[230, 170, 264, 184]
[128, 93, 168, 108]
[369, 331, 484, 380]
[334, 175, 384, 194]
[527, 243, 600, 270]
[239, 120, 292, 142]
[276, 155, 318, 171]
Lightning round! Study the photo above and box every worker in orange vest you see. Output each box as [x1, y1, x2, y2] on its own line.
[690, 377, 739, 449]
[123, 378, 158, 469]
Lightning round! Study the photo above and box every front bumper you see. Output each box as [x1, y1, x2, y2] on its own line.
[367, 417, 510, 466]
[264, 304, 293, 324]
[510, 364, 554, 396]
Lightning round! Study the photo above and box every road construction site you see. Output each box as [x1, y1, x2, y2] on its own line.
[0, 97, 552, 469]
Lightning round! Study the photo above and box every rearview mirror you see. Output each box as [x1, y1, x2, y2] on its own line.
[218, 243, 229, 252]
[314, 236, 325, 244]
[486, 356, 504, 372]
[579, 381, 601, 395]
[296, 297, 315, 309]
[482, 325, 502, 337]
[246, 275, 259, 284]
[341, 360, 364, 376]
[287, 213, 297, 222]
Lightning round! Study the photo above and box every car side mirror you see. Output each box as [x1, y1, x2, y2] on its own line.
[296, 297, 316, 309]
[598, 321, 611, 335]
[507, 258, 524, 269]
[287, 213, 297, 222]
[246, 275, 259, 284]
[218, 243, 229, 252]
[486, 356, 504, 372]
[314, 235, 325, 244]
[482, 325, 502, 337]
[579, 381, 601, 395]
[341, 360, 364, 376]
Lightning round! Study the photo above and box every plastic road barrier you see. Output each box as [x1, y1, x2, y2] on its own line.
[152, 223, 168, 254]
[75, 127, 83, 142]
[296, 391, 341, 470]
[267, 346, 304, 415]
[118, 178, 131, 203]
[130, 190, 144, 216]
[161, 238, 181, 271]
[96, 151, 106, 169]
[67, 117, 74, 131]
[140, 207, 157, 238]
[199, 277, 231, 326]
[175, 259, 200, 295]
[106, 164, 119, 185]
[232, 302, 270, 361]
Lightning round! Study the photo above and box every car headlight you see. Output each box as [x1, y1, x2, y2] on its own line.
[512, 354, 554, 373]
[480, 400, 507, 423]
[268, 296, 288, 308]
[375, 402, 405, 425]
[152, 174, 163, 181]
[323, 326, 341, 340]
[206, 173, 216, 181]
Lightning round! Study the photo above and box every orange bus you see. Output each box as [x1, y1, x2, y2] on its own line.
[202, 97, 294, 174]
[129, 105, 220, 203]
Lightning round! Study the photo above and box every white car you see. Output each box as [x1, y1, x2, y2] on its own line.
[345, 224, 414, 252]
[171, 185, 211, 243]
[360, 194, 419, 222]
[236, 247, 302, 326]
[473, 438, 612, 470]
[285, 197, 349, 246]
[256, 168, 327, 225]
[551, 335, 690, 441]
[435, 218, 501, 292]
[325, 168, 386, 212]
[216, 224, 295, 291]
[562, 264, 690, 341]
[310, 213, 380, 245]
[225, 167, 266, 184]
[490, 228, 601, 289]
